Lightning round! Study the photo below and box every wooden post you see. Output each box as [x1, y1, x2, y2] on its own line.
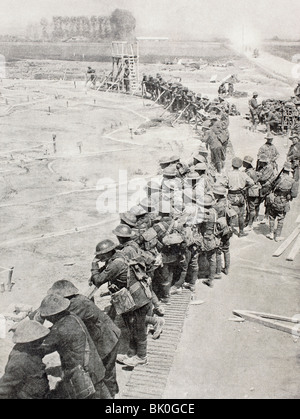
[52, 134, 57, 154]
[129, 128, 133, 139]
[286, 234, 300, 261]
[0, 283, 4, 293]
[67, 101, 69, 107]
[48, 106, 51, 113]
[77, 141, 83, 154]
[6, 267, 14, 292]
[74, 81, 77, 89]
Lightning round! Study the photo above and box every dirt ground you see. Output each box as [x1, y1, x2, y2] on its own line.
[0, 52, 299, 398]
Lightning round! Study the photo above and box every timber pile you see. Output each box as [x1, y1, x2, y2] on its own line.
[272, 215, 300, 261]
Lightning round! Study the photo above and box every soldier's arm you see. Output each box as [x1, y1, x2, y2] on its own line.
[91, 259, 125, 288]
[244, 173, 255, 188]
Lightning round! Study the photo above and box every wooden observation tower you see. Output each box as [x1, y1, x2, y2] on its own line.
[110, 41, 140, 93]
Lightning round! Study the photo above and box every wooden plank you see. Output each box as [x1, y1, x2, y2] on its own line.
[272, 225, 300, 257]
[286, 233, 300, 261]
[233, 310, 299, 335]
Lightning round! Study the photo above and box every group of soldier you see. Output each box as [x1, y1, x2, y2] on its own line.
[1, 79, 299, 399]
[142, 73, 240, 126]
[249, 88, 300, 134]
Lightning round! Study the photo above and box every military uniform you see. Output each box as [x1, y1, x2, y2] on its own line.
[67, 294, 121, 398]
[258, 142, 279, 170]
[266, 170, 298, 240]
[227, 162, 254, 236]
[41, 311, 108, 399]
[249, 95, 259, 131]
[287, 138, 300, 181]
[0, 345, 49, 399]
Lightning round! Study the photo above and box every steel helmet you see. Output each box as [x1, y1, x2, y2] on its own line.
[129, 205, 147, 216]
[95, 239, 117, 255]
[39, 295, 70, 317]
[253, 91, 258, 96]
[265, 133, 273, 141]
[194, 162, 207, 171]
[47, 280, 79, 298]
[120, 212, 137, 227]
[13, 320, 50, 344]
[193, 154, 206, 164]
[112, 224, 134, 238]
[162, 166, 177, 178]
[243, 155, 254, 165]
[213, 185, 227, 196]
[186, 171, 200, 180]
[232, 157, 243, 168]
[145, 180, 161, 192]
[202, 194, 216, 207]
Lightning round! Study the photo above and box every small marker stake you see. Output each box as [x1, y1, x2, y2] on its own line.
[52, 134, 57, 154]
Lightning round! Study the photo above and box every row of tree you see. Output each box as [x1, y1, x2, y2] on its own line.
[26, 9, 136, 41]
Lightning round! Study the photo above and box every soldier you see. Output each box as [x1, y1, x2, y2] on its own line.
[46, 280, 121, 398]
[213, 185, 232, 276]
[228, 83, 234, 97]
[194, 163, 213, 194]
[205, 123, 224, 174]
[227, 157, 255, 237]
[242, 155, 260, 231]
[200, 195, 220, 288]
[0, 320, 50, 399]
[86, 66, 96, 87]
[249, 92, 259, 132]
[266, 162, 298, 242]
[294, 80, 300, 100]
[89, 240, 151, 368]
[257, 133, 279, 171]
[39, 295, 109, 399]
[287, 134, 300, 181]
[256, 154, 276, 224]
[218, 83, 227, 96]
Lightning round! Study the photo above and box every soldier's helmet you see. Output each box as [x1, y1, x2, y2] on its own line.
[187, 92, 193, 97]
[289, 133, 299, 141]
[47, 280, 79, 298]
[159, 155, 180, 165]
[243, 155, 254, 165]
[139, 196, 158, 212]
[201, 121, 211, 130]
[129, 205, 147, 216]
[283, 162, 293, 172]
[145, 180, 161, 192]
[95, 239, 117, 256]
[193, 153, 206, 164]
[232, 157, 243, 168]
[112, 224, 134, 238]
[253, 92, 258, 96]
[39, 295, 70, 318]
[194, 162, 207, 172]
[265, 133, 274, 141]
[202, 194, 216, 207]
[186, 171, 200, 180]
[162, 166, 177, 178]
[213, 185, 228, 196]
[217, 217, 228, 230]
[258, 154, 269, 163]
[13, 320, 50, 344]
[120, 212, 138, 227]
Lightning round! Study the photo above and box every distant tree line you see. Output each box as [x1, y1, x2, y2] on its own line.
[24, 9, 136, 42]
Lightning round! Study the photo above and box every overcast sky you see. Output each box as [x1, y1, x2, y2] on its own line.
[0, 0, 300, 40]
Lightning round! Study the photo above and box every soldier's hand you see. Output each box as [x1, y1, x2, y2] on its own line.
[89, 277, 95, 286]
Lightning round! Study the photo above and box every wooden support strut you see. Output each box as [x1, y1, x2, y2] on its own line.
[233, 310, 300, 335]
[286, 233, 300, 261]
[272, 225, 300, 257]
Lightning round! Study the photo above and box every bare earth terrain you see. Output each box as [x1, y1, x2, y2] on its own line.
[0, 45, 299, 399]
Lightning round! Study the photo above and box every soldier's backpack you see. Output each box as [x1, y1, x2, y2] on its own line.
[141, 227, 158, 251]
[110, 255, 152, 315]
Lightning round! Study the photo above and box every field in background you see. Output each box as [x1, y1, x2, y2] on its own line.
[0, 41, 238, 64]
[263, 42, 300, 62]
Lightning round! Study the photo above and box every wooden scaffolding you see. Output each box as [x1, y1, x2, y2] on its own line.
[104, 41, 139, 93]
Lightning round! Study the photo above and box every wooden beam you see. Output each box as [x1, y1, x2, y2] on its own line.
[272, 225, 300, 257]
[233, 310, 300, 335]
[286, 233, 300, 261]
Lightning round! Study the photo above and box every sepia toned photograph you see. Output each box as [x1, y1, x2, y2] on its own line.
[0, 0, 299, 401]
